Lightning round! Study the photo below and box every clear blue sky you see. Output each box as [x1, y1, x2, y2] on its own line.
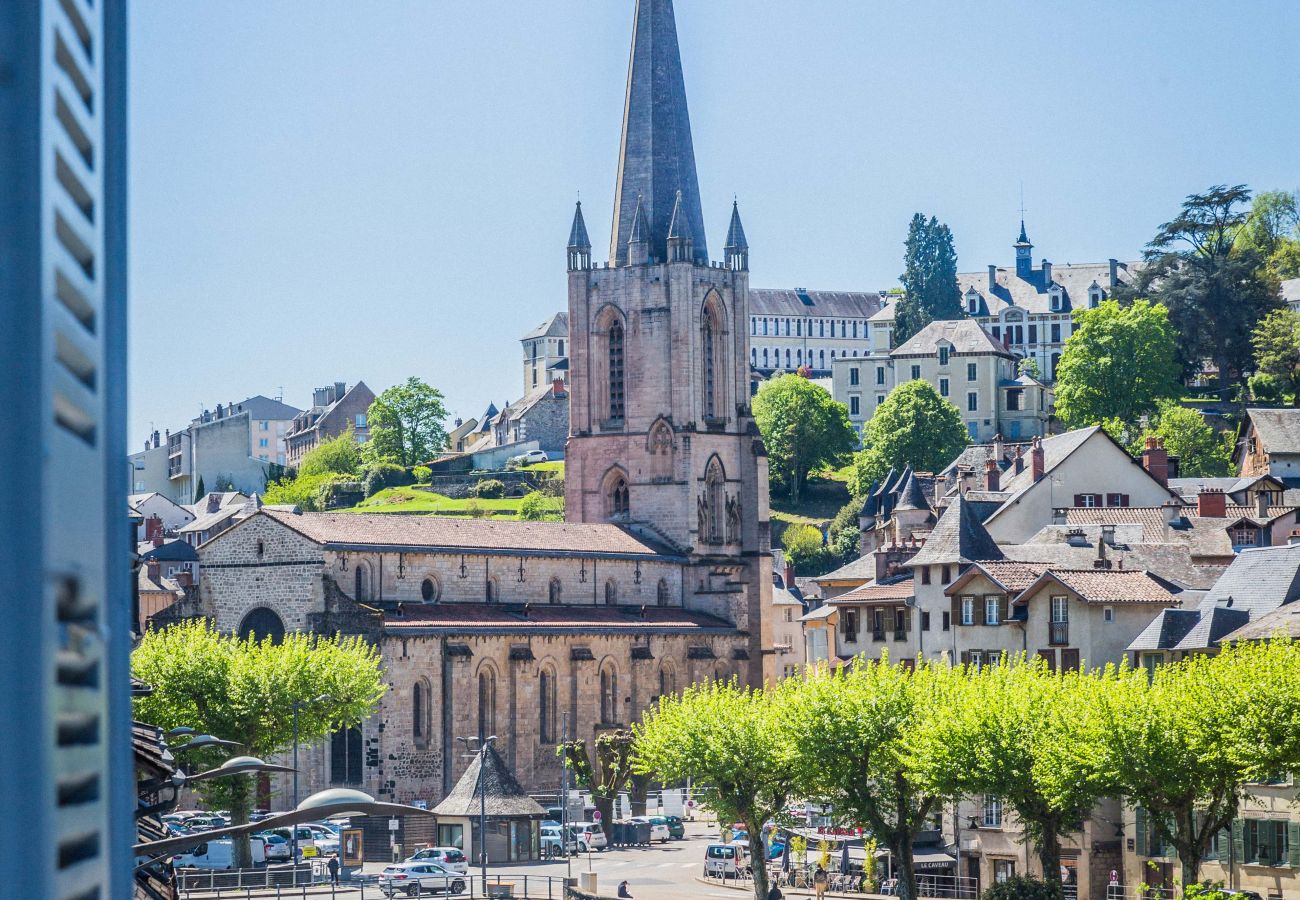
[127, 0, 1299, 442]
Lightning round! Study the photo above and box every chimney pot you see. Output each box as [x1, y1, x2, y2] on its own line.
[984, 458, 1001, 492]
[988, 265, 997, 292]
[1197, 488, 1227, 518]
[1109, 258, 1119, 288]
[1031, 438, 1045, 483]
[1141, 438, 1169, 488]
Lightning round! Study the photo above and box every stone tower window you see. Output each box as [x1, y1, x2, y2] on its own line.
[608, 319, 626, 421]
[477, 668, 496, 739]
[600, 665, 619, 724]
[658, 663, 676, 699]
[657, 578, 670, 607]
[354, 562, 372, 603]
[604, 580, 618, 606]
[548, 577, 562, 604]
[704, 457, 726, 544]
[420, 577, 439, 603]
[540, 668, 557, 743]
[702, 296, 727, 420]
[610, 476, 629, 519]
[485, 577, 498, 603]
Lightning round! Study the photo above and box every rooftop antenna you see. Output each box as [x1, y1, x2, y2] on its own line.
[1018, 182, 1026, 225]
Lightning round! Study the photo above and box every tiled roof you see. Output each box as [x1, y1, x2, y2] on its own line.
[832, 578, 915, 603]
[748, 289, 883, 319]
[432, 743, 545, 818]
[1064, 507, 1173, 538]
[262, 509, 677, 558]
[522, 312, 569, 341]
[906, 495, 1004, 567]
[382, 603, 735, 632]
[1245, 408, 1300, 456]
[955, 560, 1049, 593]
[1001, 537, 1223, 590]
[1222, 504, 1300, 526]
[1027, 569, 1181, 604]
[891, 318, 1012, 359]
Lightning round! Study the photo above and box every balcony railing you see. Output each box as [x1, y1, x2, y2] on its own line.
[871, 629, 886, 642]
[893, 629, 907, 641]
[1049, 621, 1069, 646]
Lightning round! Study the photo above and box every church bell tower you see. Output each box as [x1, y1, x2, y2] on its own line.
[564, 0, 771, 685]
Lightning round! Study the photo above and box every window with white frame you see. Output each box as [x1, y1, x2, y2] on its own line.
[961, 596, 975, 625]
[1103, 606, 1115, 623]
[938, 346, 950, 366]
[939, 378, 949, 397]
[984, 596, 1000, 625]
[982, 795, 1003, 827]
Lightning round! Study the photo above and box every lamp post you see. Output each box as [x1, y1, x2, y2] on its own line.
[291, 694, 334, 865]
[458, 734, 497, 891]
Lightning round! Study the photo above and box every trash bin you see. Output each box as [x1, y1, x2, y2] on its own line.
[633, 823, 651, 846]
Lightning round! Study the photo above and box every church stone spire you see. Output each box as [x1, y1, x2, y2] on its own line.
[724, 199, 749, 270]
[567, 200, 592, 271]
[610, 0, 708, 267]
[667, 189, 694, 261]
[628, 194, 651, 265]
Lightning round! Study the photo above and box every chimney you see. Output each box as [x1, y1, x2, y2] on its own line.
[175, 570, 193, 588]
[985, 458, 1001, 492]
[1042, 260, 1053, 285]
[454, 418, 463, 428]
[1161, 500, 1181, 527]
[1141, 436, 1169, 488]
[145, 514, 163, 543]
[1197, 487, 1227, 518]
[207, 492, 221, 514]
[553, 378, 567, 397]
[1013, 446, 1025, 475]
[145, 559, 160, 581]
[993, 435, 1004, 462]
[988, 265, 997, 292]
[1257, 491, 1270, 518]
[784, 562, 797, 590]
[1108, 258, 1119, 288]
[1031, 437, 1045, 483]
[152, 532, 164, 549]
[334, 382, 346, 401]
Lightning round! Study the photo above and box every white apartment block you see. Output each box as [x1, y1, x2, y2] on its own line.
[747, 288, 885, 376]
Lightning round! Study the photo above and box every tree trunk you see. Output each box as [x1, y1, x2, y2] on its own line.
[1035, 819, 1062, 886]
[1178, 837, 1202, 889]
[747, 823, 769, 900]
[229, 781, 253, 870]
[893, 836, 918, 900]
[630, 773, 649, 817]
[594, 794, 615, 838]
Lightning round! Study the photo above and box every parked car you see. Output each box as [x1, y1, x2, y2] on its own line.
[406, 846, 469, 873]
[256, 832, 292, 862]
[663, 815, 685, 840]
[380, 862, 467, 897]
[571, 822, 608, 852]
[523, 450, 549, 464]
[173, 837, 266, 870]
[629, 816, 670, 843]
[703, 843, 745, 879]
[540, 826, 578, 858]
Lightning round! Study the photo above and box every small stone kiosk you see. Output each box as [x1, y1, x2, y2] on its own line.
[433, 744, 546, 864]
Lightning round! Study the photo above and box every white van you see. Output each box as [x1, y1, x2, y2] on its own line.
[173, 837, 266, 870]
[704, 843, 744, 879]
[571, 822, 608, 852]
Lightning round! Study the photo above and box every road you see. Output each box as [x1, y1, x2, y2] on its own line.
[360, 821, 742, 900]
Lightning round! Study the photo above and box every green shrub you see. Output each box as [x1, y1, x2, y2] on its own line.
[263, 472, 355, 512]
[826, 500, 863, 564]
[981, 877, 1062, 900]
[1250, 372, 1286, 404]
[471, 479, 506, 499]
[519, 491, 564, 521]
[363, 463, 411, 497]
[412, 466, 432, 484]
[782, 523, 835, 575]
[298, 427, 360, 476]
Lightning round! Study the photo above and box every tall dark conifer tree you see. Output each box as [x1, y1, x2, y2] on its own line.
[894, 214, 963, 345]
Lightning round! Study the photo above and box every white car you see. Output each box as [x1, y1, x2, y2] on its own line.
[380, 861, 468, 897]
[406, 846, 469, 873]
[523, 450, 549, 464]
[571, 822, 607, 852]
[629, 817, 670, 843]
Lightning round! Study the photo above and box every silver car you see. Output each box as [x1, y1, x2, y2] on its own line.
[381, 861, 467, 897]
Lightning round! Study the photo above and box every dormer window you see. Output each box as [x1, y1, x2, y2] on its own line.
[1049, 287, 1064, 312]
[1088, 285, 1103, 308]
[965, 288, 980, 314]
[938, 345, 950, 367]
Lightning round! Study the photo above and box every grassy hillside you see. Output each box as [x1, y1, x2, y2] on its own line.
[344, 487, 523, 518]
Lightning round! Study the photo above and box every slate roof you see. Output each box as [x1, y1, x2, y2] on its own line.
[997, 427, 1100, 497]
[178, 504, 246, 535]
[748, 288, 883, 319]
[831, 578, 915, 604]
[725, 200, 748, 251]
[383, 603, 734, 633]
[1245, 408, 1300, 456]
[128, 492, 189, 514]
[1222, 602, 1300, 641]
[567, 203, 591, 251]
[523, 312, 569, 341]
[894, 472, 932, 512]
[891, 319, 1012, 359]
[1201, 543, 1300, 613]
[138, 566, 182, 594]
[432, 744, 546, 818]
[813, 554, 878, 585]
[235, 395, 303, 421]
[1023, 569, 1182, 604]
[906, 495, 1005, 567]
[260, 509, 678, 559]
[1166, 477, 1245, 500]
[940, 443, 1033, 479]
[138, 539, 199, 562]
[1128, 607, 1204, 651]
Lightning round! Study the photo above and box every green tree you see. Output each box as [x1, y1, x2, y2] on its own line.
[781, 522, 830, 575]
[894, 214, 963, 345]
[263, 471, 354, 511]
[848, 381, 968, 495]
[297, 426, 360, 477]
[1054, 299, 1181, 428]
[753, 373, 857, 505]
[1123, 185, 1281, 392]
[788, 657, 957, 900]
[192, 475, 206, 503]
[1099, 640, 1300, 885]
[826, 500, 864, 566]
[132, 620, 386, 867]
[635, 680, 800, 900]
[519, 490, 563, 521]
[1252, 308, 1300, 399]
[557, 731, 636, 829]
[1237, 189, 1300, 282]
[911, 660, 1117, 891]
[363, 377, 450, 467]
[1018, 357, 1041, 380]
[1138, 402, 1231, 477]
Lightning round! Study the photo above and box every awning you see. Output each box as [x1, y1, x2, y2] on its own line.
[874, 847, 957, 870]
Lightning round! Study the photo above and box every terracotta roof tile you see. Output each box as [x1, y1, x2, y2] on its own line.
[832, 579, 915, 603]
[1030, 569, 1181, 604]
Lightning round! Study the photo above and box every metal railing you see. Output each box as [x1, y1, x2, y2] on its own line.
[709, 864, 979, 899]
[1049, 622, 1069, 646]
[178, 870, 571, 900]
[1104, 886, 1176, 900]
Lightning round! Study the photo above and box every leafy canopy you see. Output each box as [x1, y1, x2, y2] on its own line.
[1252, 308, 1300, 399]
[1236, 189, 1300, 282]
[753, 373, 857, 505]
[1053, 299, 1181, 429]
[364, 377, 450, 467]
[1136, 401, 1231, 478]
[297, 426, 360, 477]
[849, 380, 968, 495]
[894, 213, 963, 345]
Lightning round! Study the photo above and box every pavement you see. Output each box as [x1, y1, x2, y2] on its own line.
[358, 821, 739, 900]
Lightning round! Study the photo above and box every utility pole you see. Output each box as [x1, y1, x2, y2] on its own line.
[458, 734, 497, 892]
[561, 712, 571, 879]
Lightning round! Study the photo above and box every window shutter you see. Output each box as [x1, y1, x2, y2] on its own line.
[1121, 494, 1130, 507]
[1232, 819, 1245, 868]
[960, 651, 971, 666]
[1073, 494, 1084, 506]
[1135, 808, 1147, 857]
[1289, 821, 1300, 868]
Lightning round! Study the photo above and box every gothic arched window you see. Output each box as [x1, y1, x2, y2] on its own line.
[540, 667, 557, 743]
[608, 318, 626, 421]
[611, 478, 629, 517]
[657, 578, 670, 607]
[600, 665, 619, 724]
[605, 580, 617, 606]
[548, 577, 562, 604]
[354, 562, 372, 603]
[701, 297, 726, 420]
[478, 668, 496, 739]
[486, 576, 498, 603]
[658, 663, 676, 699]
[705, 457, 726, 544]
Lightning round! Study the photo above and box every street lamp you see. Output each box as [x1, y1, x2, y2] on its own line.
[291, 694, 335, 864]
[457, 734, 497, 890]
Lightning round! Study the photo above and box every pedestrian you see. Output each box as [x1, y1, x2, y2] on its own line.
[327, 852, 340, 885]
[813, 865, 828, 900]
[768, 882, 784, 900]
[618, 880, 633, 899]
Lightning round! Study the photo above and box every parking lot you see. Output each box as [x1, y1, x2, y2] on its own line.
[359, 821, 738, 900]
